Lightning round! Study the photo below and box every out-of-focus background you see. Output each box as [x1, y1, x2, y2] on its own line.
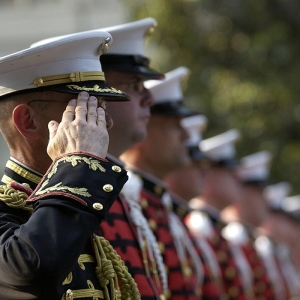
[1, 0, 300, 193]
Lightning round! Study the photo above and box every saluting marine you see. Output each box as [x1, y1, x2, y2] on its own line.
[0, 31, 140, 299]
[32, 18, 168, 300]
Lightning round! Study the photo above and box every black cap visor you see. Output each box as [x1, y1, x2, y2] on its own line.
[49, 80, 130, 101]
[0, 80, 131, 102]
[151, 101, 198, 117]
[101, 54, 164, 80]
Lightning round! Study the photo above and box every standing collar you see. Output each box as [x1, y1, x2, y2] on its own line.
[1, 158, 42, 190]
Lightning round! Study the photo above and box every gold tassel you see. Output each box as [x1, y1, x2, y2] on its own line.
[92, 234, 141, 300]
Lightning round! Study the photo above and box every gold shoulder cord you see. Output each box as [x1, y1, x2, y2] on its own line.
[92, 234, 141, 300]
[0, 184, 141, 299]
[0, 184, 33, 213]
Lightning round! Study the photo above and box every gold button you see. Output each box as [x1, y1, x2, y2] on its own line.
[217, 250, 227, 263]
[103, 184, 113, 192]
[183, 266, 192, 278]
[176, 206, 186, 217]
[228, 286, 239, 297]
[253, 266, 264, 278]
[154, 185, 163, 195]
[165, 289, 171, 299]
[254, 281, 266, 293]
[33, 77, 44, 87]
[225, 266, 236, 279]
[140, 198, 148, 209]
[158, 242, 165, 254]
[195, 287, 202, 297]
[148, 219, 157, 231]
[160, 294, 166, 300]
[112, 165, 122, 173]
[164, 265, 169, 274]
[93, 203, 103, 210]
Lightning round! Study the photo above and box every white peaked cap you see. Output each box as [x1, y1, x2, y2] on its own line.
[199, 129, 240, 162]
[281, 195, 300, 215]
[181, 115, 208, 146]
[145, 66, 190, 104]
[264, 181, 292, 209]
[0, 31, 129, 100]
[31, 18, 163, 80]
[100, 17, 157, 55]
[31, 18, 156, 55]
[238, 151, 272, 183]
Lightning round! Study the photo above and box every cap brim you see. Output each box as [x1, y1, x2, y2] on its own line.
[101, 54, 164, 80]
[0, 80, 131, 102]
[151, 101, 198, 117]
[188, 146, 206, 161]
[49, 80, 130, 101]
[204, 158, 239, 169]
[242, 179, 269, 187]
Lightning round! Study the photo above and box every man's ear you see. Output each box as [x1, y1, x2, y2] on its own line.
[12, 104, 39, 140]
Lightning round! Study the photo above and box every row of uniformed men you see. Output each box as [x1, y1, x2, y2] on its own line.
[0, 16, 299, 300]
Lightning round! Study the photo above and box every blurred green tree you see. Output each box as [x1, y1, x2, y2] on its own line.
[125, 0, 300, 194]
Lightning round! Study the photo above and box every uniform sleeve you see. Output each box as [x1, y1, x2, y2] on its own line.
[0, 152, 128, 287]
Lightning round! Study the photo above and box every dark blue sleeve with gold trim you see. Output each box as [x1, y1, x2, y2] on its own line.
[0, 152, 128, 300]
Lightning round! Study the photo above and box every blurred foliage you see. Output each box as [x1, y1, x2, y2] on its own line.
[124, 0, 300, 194]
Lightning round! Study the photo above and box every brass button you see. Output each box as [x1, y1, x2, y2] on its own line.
[228, 286, 239, 297]
[93, 203, 103, 210]
[140, 198, 148, 209]
[33, 77, 44, 87]
[158, 242, 165, 254]
[165, 289, 171, 299]
[148, 219, 157, 231]
[176, 206, 186, 217]
[164, 265, 169, 274]
[254, 281, 266, 293]
[154, 185, 163, 196]
[183, 265, 192, 278]
[195, 287, 202, 298]
[225, 266, 236, 279]
[217, 250, 227, 263]
[103, 184, 113, 192]
[253, 266, 264, 278]
[112, 165, 122, 173]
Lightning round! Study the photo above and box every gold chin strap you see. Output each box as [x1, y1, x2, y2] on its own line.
[33, 71, 105, 87]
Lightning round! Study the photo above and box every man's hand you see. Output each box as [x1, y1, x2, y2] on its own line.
[47, 91, 109, 160]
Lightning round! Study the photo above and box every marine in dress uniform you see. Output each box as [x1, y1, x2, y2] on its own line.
[262, 182, 300, 299]
[32, 18, 167, 299]
[222, 151, 278, 300]
[121, 67, 222, 299]
[99, 19, 171, 300]
[0, 32, 139, 299]
[167, 124, 255, 300]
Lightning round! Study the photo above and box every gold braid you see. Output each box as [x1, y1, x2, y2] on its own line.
[0, 184, 33, 213]
[93, 234, 141, 300]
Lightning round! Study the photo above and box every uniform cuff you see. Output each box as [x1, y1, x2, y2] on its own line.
[26, 152, 128, 218]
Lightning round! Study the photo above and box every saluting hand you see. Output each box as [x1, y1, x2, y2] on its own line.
[47, 91, 109, 160]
